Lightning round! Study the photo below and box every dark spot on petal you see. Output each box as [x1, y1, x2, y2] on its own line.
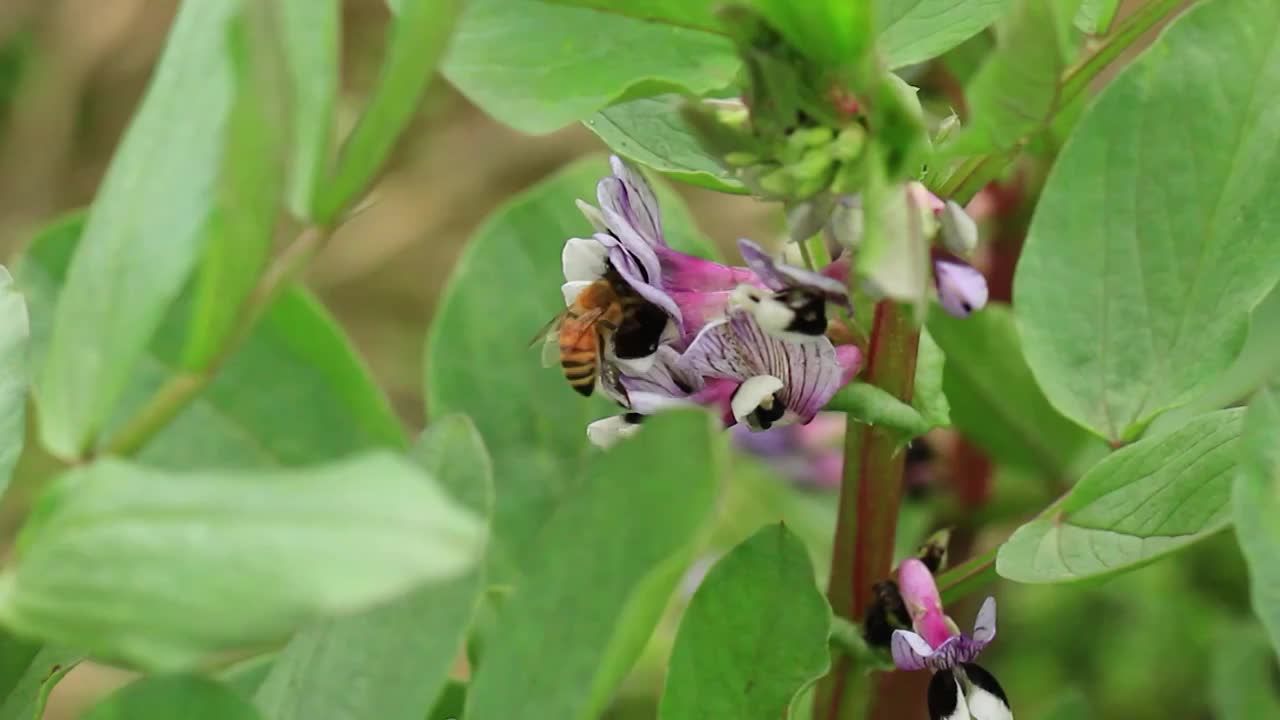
[777, 289, 826, 335]
[623, 412, 645, 424]
[927, 670, 962, 720]
[961, 664, 1010, 709]
[960, 301, 972, 313]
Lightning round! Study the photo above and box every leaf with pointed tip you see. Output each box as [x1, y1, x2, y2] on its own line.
[18, 213, 404, 469]
[997, 409, 1244, 583]
[35, 0, 245, 458]
[0, 267, 26, 495]
[1016, 0, 1280, 442]
[442, 0, 738, 135]
[0, 646, 79, 720]
[81, 676, 262, 720]
[465, 411, 718, 720]
[254, 416, 493, 720]
[1235, 388, 1280, 655]
[1074, 0, 1120, 34]
[879, 0, 1012, 69]
[912, 329, 949, 432]
[1211, 623, 1280, 718]
[316, 0, 460, 222]
[0, 452, 483, 671]
[585, 96, 746, 194]
[278, 0, 338, 219]
[658, 524, 830, 720]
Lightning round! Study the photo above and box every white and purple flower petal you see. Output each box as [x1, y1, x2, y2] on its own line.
[600, 155, 664, 246]
[928, 669, 972, 720]
[737, 238, 852, 310]
[562, 236, 609, 282]
[586, 414, 643, 449]
[680, 311, 855, 426]
[933, 257, 989, 318]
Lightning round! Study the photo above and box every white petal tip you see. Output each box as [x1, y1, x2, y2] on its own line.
[562, 237, 609, 282]
[561, 280, 593, 306]
[614, 353, 657, 375]
[586, 415, 643, 449]
[732, 375, 786, 430]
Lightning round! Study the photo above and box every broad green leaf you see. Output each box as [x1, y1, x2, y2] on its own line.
[945, 0, 1080, 155]
[0, 452, 484, 671]
[427, 156, 716, 583]
[658, 524, 830, 720]
[279, 0, 339, 219]
[538, 0, 721, 31]
[1234, 388, 1280, 655]
[1037, 690, 1090, 720]
[997, 409, 1244, 584]
[585, 96, 747, 194]
[749, 0, 873, 68]
[0, 267, 26, 493]
[442, 0, 739, 135]
[82, 676, 261, 720]
[18, 213, 404, 468]
[928, 305, 1100, 477]
[878, 0, 1011, 69]
[465, 411, 717, 720]
[428, 681, 467, 720]
[1210, 623, 1280, 718]
[0, 646, 79, 720]
[35, 0, 244, 458]
[184, 9, 289, 368]
[1074, 0, 1120, 34]
[1015, 0, 1280, 442]
[315, 0, 460, 223]
[255, 416, 493, 720]
[912, 329, 949, 431]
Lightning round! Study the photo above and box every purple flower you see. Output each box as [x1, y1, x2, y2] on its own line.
[681, 310, 861, 429]
[891, 559, 1011, 720]
[933, 254, 989, 318]
[560, 157, 865, 447]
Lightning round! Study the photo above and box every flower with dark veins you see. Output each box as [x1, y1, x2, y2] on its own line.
[681, 310, 861, 430]
[892, 558, 1011, 720]
[732, 238, 852, 341]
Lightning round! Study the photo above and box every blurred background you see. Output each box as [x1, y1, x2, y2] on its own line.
[0, 1, 1267, 719]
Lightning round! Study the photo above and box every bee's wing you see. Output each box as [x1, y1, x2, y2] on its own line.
[528, 313, 566, 368]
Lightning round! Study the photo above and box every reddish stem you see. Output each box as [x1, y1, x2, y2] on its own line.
[814, 301, 921, 720]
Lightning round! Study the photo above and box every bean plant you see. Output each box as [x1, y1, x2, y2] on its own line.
[0, 0, 1278, 719]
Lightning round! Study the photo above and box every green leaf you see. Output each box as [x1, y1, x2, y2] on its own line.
[0, 267, 27, 493]
[749, 0, 873, 68]
[1210, 623, 1280, 718]
[81, 676, 262, 720]
[1234, 388, 1280, 656]
[585, 96, 747, 194]
[879, 0, 1012, 69]
[537, 0, 721, 31]
[18, 213, 405, 468]
[0, 646, 79, 720]
[927, 305, 1100, 478]
[34, 0, 245, 458]
[316, 0, 460, 223]
[442, 0, 739, 135]
[1074, 0, 1120, 34]
[658, 524, 830, 720]
[427, 156, 716, 583]
[1015, 0, 1280, 442]
[912, 329, 949, 431]
[0, 452, 484, 671]
[254, 416, 492, 720]
[466, 411, 718, 720]
[184, 9, 289, 368]
[278, 0, 339, 219]
[945, 0, 1080, 155]
[997, 408, 1244, 584]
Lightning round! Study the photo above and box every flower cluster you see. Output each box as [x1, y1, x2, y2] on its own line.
[553, 157, 988, 448]
[892, 558, 1011, 720]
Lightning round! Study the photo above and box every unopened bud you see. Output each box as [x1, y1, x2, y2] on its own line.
[939, 201, 978, 256]
[724, 151, 760, 168]
[832, 125, 866, 161]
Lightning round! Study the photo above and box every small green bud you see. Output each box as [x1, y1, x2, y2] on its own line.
[793, 126, 833, 148]
[757, 167, 796, 196]
[724, 151, 760, 168]
[832, 125, 866, 161]
[788, 147, 835, 182]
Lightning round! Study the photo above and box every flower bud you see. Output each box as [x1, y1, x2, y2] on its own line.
[939, 201, 978, 256]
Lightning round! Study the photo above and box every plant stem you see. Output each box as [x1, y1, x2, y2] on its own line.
[937, 546, 999, 605]
[814, 301, 920, 720]
[101, 226, 330, 457]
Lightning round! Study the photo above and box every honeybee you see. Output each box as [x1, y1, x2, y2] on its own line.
[532, 266, 668, 396]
